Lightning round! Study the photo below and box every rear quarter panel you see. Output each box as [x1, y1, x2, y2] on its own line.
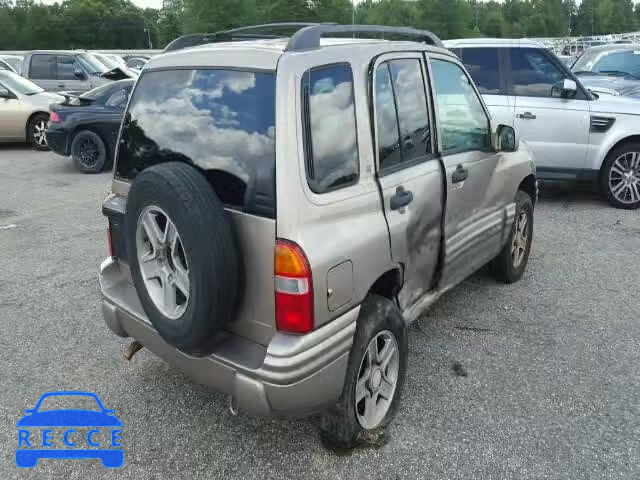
[275, 47, 398, 329]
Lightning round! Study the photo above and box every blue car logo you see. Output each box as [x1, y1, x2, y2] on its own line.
[15, 391, 123, 468]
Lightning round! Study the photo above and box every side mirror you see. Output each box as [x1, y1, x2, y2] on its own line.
[0, 87, 13, 99]
[74, 68, 87, 80]
[493, 124, 518, 153]
[552, 78, 577, 98]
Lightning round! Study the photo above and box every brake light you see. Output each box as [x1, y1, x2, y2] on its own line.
[107, 225, 113, 257]
[275, 239, 313, 334]
[49, 111, 60, 123]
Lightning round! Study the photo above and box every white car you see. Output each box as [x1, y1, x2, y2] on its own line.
[446, 38, 640, 209]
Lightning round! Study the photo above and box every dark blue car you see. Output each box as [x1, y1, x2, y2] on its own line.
[45, 79, 134, 173]
[15, 391, 123, 468]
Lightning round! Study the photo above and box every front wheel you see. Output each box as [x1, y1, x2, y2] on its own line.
[601, 144, 640, 209]
[490, 190, 534, 283]
[27, 113, 49, 151]
[320, 294, 408, 449]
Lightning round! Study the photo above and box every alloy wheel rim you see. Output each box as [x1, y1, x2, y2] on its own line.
[136, 206, 190, 319]
[355, 330, 399, 430]
[511, 210, 529, 268]
[33, 120, 47, 145]
[78, 138, 99, 167]
[609, 152, 640, 205]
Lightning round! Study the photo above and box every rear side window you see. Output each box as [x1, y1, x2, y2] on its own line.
[458, 48, 502, 94]
[374, 59, 432, 171]
[56, 55, 79, 81]
[30, 55, 53, 79]
[105, 87, 130, 108]
[302, 64, 359, 194]
[116, 69, 276, 217]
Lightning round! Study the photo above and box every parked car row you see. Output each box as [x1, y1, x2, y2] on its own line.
[2, 36, 640, 209]
[0, 49, 143, 171]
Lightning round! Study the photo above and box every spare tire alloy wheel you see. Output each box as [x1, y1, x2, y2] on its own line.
[125, 162, 239, 355]
[136, 206, 189, 320]
[608, 151, 640, 206]
[355, 331, 400, 429]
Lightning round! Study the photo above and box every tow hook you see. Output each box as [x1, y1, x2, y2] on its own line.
[124, 340, 144, 361]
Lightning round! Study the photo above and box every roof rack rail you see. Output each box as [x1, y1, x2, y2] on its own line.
[163, 23, 444, 53]
[286, 24, 444, 51]
[163, 23, 327, 52]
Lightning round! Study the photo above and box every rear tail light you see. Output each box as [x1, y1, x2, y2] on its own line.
[49, 111, 60, 123]
[275, 239, 313, 334]
[107, 225, 113, 257]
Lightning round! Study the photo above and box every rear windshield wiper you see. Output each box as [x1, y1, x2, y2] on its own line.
[572, 70, 600, 76]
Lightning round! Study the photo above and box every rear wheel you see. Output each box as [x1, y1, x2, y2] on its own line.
[490, 190, 534, 283]
[27, 113, 49, 151]
[601, 143, 640, 209]
[71, 130, 107, 173]
[320, 295, 408, 449]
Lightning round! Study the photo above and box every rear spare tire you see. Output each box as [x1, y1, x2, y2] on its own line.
[125, 162, 239, 356]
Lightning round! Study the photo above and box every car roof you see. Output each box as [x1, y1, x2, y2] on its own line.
[147, 37, 454, 71]
[444, 38, 544, 48]
[27, 50, 85, 55]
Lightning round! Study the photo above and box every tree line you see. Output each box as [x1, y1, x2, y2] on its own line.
[1, 0, 640, 51]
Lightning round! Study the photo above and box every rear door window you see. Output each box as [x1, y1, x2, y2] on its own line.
[116, 69, 276, 217]
[29, 54, 54, 79]
[56, 55, 79, 81]
[458, 48, 503, 94]
[302, 64, 359, 193]
[374, 59, 432, 172]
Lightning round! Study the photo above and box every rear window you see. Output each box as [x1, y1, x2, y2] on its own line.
[458, 48, 502, 94]
[116, 69, 276, 217]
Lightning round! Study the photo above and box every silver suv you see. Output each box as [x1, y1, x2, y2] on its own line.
[447, 38, 640, 209]
[100, 24, 537, 448]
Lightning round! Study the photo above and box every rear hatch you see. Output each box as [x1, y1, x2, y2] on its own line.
[105, 67, 277, 346]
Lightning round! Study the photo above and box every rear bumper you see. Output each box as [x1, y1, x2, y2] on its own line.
[44, 128, 69, 156]
[99, 257, 357, 417]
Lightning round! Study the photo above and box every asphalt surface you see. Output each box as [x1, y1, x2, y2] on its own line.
[1, 146, 639, 479]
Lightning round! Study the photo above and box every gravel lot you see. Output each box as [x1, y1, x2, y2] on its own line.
[1, 146, 639, 479]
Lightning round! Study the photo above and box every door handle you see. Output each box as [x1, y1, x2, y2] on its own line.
[517, 111, 537, 120]
[452, 165, 468, 184]
[57, 84, 65, 88]
[390, 186, 414, 211]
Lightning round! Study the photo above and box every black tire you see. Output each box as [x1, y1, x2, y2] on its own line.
[600, 142, 640, 209]
[71, 130, 107, 173]
[27, 113, 49, 151]
[125, 162, 240, 356]
[490, 190, 534, 283]
[319, 294, 408, 449]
